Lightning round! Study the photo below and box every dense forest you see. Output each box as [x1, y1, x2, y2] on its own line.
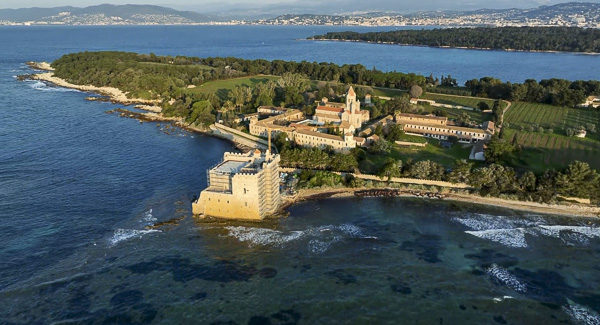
[52, 51, 599, 111]
[309, 27, 600, 53]
[52, 51, 426, 97]
[464, 77, 600, 107]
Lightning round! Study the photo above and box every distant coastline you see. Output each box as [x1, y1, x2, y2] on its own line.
[306, 38, 600, 55]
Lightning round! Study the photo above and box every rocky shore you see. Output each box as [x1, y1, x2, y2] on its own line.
[289, 187, 600, 218]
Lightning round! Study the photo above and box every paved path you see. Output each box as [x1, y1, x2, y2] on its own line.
[280, 167, 471, 189]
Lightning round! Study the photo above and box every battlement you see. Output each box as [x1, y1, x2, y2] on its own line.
[193, 151, 282, 220]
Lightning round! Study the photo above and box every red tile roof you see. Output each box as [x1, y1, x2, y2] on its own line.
[347, 86, 355, 97]
[316, 106, 343, 113]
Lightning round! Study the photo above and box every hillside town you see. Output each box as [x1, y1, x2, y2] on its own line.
[1, 2, 599, 27]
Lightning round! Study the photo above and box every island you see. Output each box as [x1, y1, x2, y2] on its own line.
[22, 51, 600, 218]
[309, 27, 600, 53]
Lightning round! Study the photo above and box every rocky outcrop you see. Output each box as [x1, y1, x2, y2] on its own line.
[354, 189, 445, 199]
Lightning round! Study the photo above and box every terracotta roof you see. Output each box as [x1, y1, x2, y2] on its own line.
[347, 86, 355, 97]
[295, 129, 346, 142]
[314, 113, 341, 120]
[397, 113, 447, 122]
[354, 137, 366, 142]
[258, 106, 286, 111]
[404, 126, 453, 137]
[316, 106, 344, 113]
[289, 123, 313, 130]
[339, 121, 352, 129]
[404, 124, 488, 136]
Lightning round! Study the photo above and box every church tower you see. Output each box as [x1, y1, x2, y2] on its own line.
[345, 86, 357, 114]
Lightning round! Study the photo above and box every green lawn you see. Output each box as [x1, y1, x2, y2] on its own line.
[359, 141, 474, 174]
[186, 75, 280, 100]
[371, 87, 407, 98]
[421, 93, 499, 109]
[420, 105, 490, 124]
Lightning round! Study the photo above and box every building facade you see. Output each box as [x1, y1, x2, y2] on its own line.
[192, 150, 281, 220]
[249, 108, 358, 153]
[396, 113, 494, 143]
[314, 87, 369, 131]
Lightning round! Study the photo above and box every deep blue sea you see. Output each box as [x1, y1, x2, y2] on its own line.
[1, 25, 600, 324]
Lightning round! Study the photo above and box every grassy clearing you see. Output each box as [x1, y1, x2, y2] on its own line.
[420, 104, 490, 124]
[186, 75, 280, 100]
[421, 93, 498, 109]
[371, 87, 407, 98]
[359, 141, 474, 173]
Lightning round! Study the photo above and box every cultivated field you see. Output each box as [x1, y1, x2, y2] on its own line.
[503, 130, 600, 172]
[504, 102, 600, 139]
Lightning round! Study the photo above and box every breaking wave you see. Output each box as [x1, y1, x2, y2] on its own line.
[224, 223, 369, 254]
[109, 228, 160, 247]
[27, 80, 78, 92]
[487, 264, 527, 292]
[141, 209, 157, 224]
[564, 302, 600, 325]
[453, 213, 600, 248]
[466, 228, 528, 248]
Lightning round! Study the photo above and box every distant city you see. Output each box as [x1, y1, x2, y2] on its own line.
[0, 2, 599, 27]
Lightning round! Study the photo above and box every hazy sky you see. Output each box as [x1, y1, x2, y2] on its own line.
[1, 0, 598, 12]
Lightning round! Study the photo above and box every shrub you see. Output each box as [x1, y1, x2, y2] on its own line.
[566, 128, 574, 137]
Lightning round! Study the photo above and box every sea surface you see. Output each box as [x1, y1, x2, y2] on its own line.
[1, 25, 600, 324]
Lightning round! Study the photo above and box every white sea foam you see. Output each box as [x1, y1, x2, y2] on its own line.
[225, 226, 306, 246]
[27, 80, 78, 92]
[109, 228, 160, 247]
[466, 228, 528, 248]
[141, 209, 157, 224]
[224, 224, 366, 253]
[564, 302, 600, 325]
[487, 264, 527, 292]
[454, 213, 600, 248]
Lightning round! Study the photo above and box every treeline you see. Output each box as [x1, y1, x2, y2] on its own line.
[52, 51, 427, 97]
[52, 51, 244, 99]
[197, 57, 426, 89]
[310, 27, 600, 53]
[465, 77, 600, 107]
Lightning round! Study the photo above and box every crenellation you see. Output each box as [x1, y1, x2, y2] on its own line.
[192, 150, 282, 220]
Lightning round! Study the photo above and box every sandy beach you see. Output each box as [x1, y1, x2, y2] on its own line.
[290, 187, 600, 218]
